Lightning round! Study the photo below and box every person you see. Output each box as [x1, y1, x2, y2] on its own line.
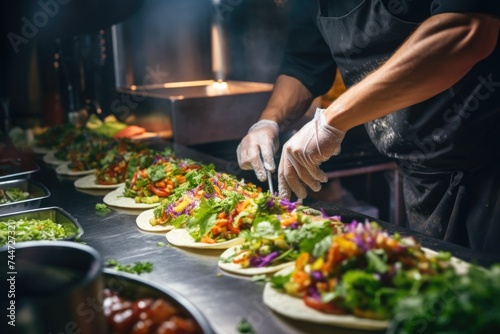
[236, 0, 500, 253]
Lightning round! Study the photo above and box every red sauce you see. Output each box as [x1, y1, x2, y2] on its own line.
[103, 289, 202, 334]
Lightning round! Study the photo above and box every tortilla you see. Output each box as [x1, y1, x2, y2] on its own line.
[74, 174, 124, 190]
[43, 152, 66, 166]
[263, 266, 389, 330]
[103, 185, 159, 210]
[56, 162, 95, 176]
[263, 249, 470, 330]
[166, 228, 244, 250]
[218, 245, 294, 276]
[136, 209, 174, 233]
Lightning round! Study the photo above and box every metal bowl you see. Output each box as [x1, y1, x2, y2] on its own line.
[0, 241, 107, 334]
[104, 269, 214, 334]
[0, 178, 50, 214]
[0, 206, 83, 246]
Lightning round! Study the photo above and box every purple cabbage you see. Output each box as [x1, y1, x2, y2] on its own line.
[250, 251, 280, 268]
[311, 270, 326, 282]
[307, 286, 321, 300]
[279, 198, 297, 212]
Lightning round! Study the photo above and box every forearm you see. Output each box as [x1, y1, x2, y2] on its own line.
[260, 74, 315, 130]
[324, 12, 500, 131]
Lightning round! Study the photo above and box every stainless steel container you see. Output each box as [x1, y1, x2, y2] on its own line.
[0, 159, 39, 181]
[104, 269, 214, 333]
[0, 241, 106, 334]
[0, 178, 50, 214]
[0, 206, 83, 245]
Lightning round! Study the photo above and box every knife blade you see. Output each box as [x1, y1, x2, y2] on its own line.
[267, 170, 274, 194]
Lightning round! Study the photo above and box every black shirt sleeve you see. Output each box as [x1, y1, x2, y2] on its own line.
[278, 0, 337, 97]
[430, 0, 500, 17]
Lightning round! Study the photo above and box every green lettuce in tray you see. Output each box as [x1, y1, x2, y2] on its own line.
[0, 188, 30, 204]
[0, 207, 83, 246]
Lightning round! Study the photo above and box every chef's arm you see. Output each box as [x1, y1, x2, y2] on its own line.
[323, 12, 500, 131]
[259, 74, 316, 130]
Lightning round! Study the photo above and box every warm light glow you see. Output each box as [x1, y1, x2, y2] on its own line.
[162, 80, 214, 88]
[130, 85, 137, 91]
[206, 80, 229, 96]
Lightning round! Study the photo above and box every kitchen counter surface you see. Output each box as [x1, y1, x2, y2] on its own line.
[20, 142, 500, 334]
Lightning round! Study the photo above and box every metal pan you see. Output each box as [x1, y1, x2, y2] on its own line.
[103, 269, 214, 334]
[0, 178, 50, 214]
[0, 241, 106, 334]
[0, 206, 83, 246]
[0, 159, 40, 181]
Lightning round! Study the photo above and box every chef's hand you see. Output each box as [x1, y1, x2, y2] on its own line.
[278, 108, 345, 199]
[237, 120, 280, 181]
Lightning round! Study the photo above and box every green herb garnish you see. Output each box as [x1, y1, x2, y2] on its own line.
[105, 259, 153, 275]
[237, 318, 255, 334]
[95, 203, 111, 215]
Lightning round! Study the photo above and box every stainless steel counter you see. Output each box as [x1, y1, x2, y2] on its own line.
[27, 143, 500, 334]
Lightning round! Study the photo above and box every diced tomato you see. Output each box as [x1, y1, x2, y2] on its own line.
[226, 223, 240, 235]
[303, 296, 347, 315]
[149, 184, 170, 197]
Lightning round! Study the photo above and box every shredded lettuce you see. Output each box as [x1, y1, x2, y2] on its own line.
[0, 218, 68, 245]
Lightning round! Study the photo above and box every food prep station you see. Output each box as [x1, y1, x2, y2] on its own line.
[2, 144, 499, 334]
[2, 1, 500, 333]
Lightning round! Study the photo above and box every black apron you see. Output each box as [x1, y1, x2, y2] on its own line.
[315, 0, 500, 252]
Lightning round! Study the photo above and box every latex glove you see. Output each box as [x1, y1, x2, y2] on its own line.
[278, 108, 345, 199]
[237, 120, 279, 181]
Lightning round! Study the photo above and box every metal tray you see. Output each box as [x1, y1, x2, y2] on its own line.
[0, 159, 40, 181]
[103, 269, 214, 334]
[0, 206, 83, 245]
[0, 178, 50, 214]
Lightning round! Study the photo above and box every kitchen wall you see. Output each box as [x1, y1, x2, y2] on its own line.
[113, 0, 290, 88]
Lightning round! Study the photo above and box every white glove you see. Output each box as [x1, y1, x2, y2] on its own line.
[237, 120, 279, 181]
[278, 108, 345, 199]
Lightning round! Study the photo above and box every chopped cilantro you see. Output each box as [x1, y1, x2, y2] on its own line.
[237, 318, 255, 334]
[95, 203, 111, 215]
[105, 259, 153, 275]
[269, 273, 292, 290]
[147, 164, 167, 182]
[389, 264, 500, 333]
